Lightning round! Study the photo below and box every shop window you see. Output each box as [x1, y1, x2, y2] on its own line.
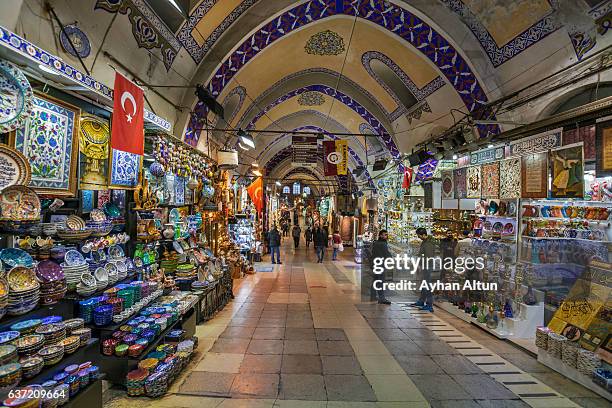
[303, 186, 311, 195]
[292, 182, 301, 195]
[283, 186, 290, 194]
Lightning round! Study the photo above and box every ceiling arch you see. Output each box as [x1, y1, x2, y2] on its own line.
[184, 0, 501, 149]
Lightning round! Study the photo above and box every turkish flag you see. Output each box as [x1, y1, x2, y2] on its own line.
[111, 72, 144, 155]
[247, 177, 263, 213]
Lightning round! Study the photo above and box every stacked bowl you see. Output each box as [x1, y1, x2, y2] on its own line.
[36, 261, 67, 305]
[62, 250, 88, 292]
[0, 345, 18, 365]
[37, 344, 64, 366]
[76, 273, 97, 297]
[0, 279, 8, 319]
[10, 319, 42, 335]
[35, 323, 66, 346]
[0, 362, 21, 387]
[61, 336, 80, 354]
[93, 268, 108, 291]
[12, 334, 45, 356]
[6, 267, 40, 316]
[19, 355, 44, 379]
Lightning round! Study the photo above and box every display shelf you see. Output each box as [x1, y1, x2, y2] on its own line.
[434, 301, 473, 323]
[64, 273, 138, 301]
[477, 214, 518, 219]
[522, 216, 611, 224]
[0, 300, 73, 332]
[64, 376, 103, 408]
[471, 318, 508, 339]
[521, 236, 609, 243]
[538, 349, 612, 401]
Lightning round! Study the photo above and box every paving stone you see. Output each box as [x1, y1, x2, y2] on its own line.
[179, 371, 235, 396]
[372, 328, 410, 340]
[285, 319, 314, 328]
[394, 355, 444, 374]
[230, 373, 279, 398]
[229, 318, 260, 327]
[258, 318, 287, 328]
[392, 318, 424, 329]
[498, 353, 552, 373]
[409, 374, 471, 400]
[247, 339, 284, 355]
[476, 400, 531, 408]
[252, 327, 285, 340]
[431, 355, 483, 374]
[239, 354, 282, 374]
[400, 328, 439, 340]
[324, 374, 377, 401]
[382, 340, 422, 355]
[281, 355, 322, 374]
[283, 340, 319, 355]
[220, 326, 255, 339]
[451, 374, 518, 400]
[568, 398, 612, 408]
[279, 374, 327, 400]
[318, 340, 354, 356]
[209, 338, 250, 354]
[531, 372, 600, 398]
[284, 328, 316, 340]
[431, 400, 481, 408]
[321, 356, 363, 375]
[413, 340, 459, 355]
[315, 328, 348, 341]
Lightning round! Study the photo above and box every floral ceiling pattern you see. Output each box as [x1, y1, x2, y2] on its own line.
[305, 30, 346, 56]
[297, 91, 326, 106]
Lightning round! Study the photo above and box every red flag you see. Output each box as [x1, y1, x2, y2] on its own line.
[247, 177, 263, 213]
[402, 167, 413, 190]
[111, 72, 144, 155]
[323, 140, 338, 176]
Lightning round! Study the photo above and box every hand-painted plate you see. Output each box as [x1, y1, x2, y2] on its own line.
[7, 266, 38, 292]
[0, 60, 34, 133]
[0, 144, 31, 190]
[59, 25, 91, 58]
[0, 331, 20, 345]
[0, 185, 41, 221]
[0, 248, 33, 268]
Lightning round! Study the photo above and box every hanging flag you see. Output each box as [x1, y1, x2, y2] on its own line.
[111, 72, 144, 155]
[247, 177, 263, 213]
[323, 140, 348, 176]
[402, 167, 414, 190]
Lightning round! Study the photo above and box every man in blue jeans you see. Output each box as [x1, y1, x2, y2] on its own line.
[313, 225, 327, 263]
[268, 226, 281, 264]
[411, 227, 435, 312]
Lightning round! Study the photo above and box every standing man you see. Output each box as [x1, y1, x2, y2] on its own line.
[268, 225, 282, 264]
[313, 225, 327, 263]
[331, 230, 342, 261]
[370, 229, 392, 305]
[412, 227, 435, 312]
[292, 224, 302, 249]
[305, 226, 313, 248]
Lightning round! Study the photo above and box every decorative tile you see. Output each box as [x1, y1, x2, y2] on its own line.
[466, 165, 482, 198]
[305, 30, 345, 55]
[481, 162, 500, 198]
[441, 170, 454, 199]
[108, 148, 141, 189]
[453, 167, 467, 199]
[14, 94, 80, 196]
[499, 158, 521, 199]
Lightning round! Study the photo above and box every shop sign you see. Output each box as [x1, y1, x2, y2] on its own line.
[469, 146, 505, 165]
[596, 119, 612, 176]
[509, 128, 562, 157]
[323, 140, 348, 176]
[292, 135, 318, 166]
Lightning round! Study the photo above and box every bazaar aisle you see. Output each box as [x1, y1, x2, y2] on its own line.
[106, 240, 606, 408]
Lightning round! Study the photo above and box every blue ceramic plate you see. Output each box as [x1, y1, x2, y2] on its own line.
[10, 319, 41, 332]
[0, 248, 33, 268]
[0, 331, 20, 345]
[64, 250, 85, 266]
[41, 316, 63, 325]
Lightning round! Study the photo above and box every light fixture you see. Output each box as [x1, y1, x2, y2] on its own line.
[237, 129, 255, 148]
[275, 181, 281, 186]
[195, 85, 224, 117]
[38, 64, 59, 76]
[452, 154, 458, 160]
[252, 169, 262, 177]
[488, 144, 494, 148]
[237, 142, 249, 151]
[252, 162, 258, 167]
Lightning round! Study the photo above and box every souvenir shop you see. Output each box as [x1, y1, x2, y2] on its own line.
[0, 34, 256, 405]
[368, 107, 612, 398]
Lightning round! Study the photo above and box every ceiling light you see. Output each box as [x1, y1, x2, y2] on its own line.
[238, 129, 255, 149]
[38, 64, 59, 76]
[252, 169, 262, 177]
[452, 154, 458, 160]
[275, 181, 281, 186]
[237, 142, 249, 150]
[252, 162, 258, 167]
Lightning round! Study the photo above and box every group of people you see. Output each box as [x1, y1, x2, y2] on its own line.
[265, 224, 344, 264]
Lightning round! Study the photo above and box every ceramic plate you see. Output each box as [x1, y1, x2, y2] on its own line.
[0, 144, 31, 190]
[66, 215, 85, 230]
[108, 245, 124, 259]
[0, 60, 33, 133]
[94, 267, 108, 282]
[507, 202, 517, 217]
[90, 209, 106, 222]
[7, 266, 38, 292]
[0, 331, 20, 345]
[172, 241, 184, 254]
[0, 248, 33, 268]
[103, 202, 120, 218]
[64, 250, 85, 266]
[0, 185, 40, 221]
[10, 319, 41, 332]
[80, 273, 96, 287]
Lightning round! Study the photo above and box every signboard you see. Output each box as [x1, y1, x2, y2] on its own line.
[596, 120, 612, 176]
[509, 128, 562, 157]
[292, 135, 318, 166]
[323, 140, 348, 176]
[470, 146, 505, 165]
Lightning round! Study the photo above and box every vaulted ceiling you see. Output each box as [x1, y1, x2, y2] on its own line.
[7, 0, 611, 193]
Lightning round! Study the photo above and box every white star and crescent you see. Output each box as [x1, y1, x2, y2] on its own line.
[120, 91, 137, 123]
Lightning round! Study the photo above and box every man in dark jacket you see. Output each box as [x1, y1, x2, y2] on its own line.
[313, 225, 327, 263]
[305, 227, 313, 248]
[292, 225, 302, 248]
[268, 226, 282, 264]
[370, 229, 392, 305]
[412, 227, 435, 312]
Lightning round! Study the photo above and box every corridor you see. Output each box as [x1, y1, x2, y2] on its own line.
[108, 241, 606, 408]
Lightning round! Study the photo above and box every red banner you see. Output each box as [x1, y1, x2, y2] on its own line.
[247, 177, 263, 213]
[323, 140, 337, 176]
[111, 72, 144, 155]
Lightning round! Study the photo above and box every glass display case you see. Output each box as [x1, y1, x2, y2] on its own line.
[228, 215, 255, 252]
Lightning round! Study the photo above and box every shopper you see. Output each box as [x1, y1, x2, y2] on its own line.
[292, 224, 302, 248]
[412, 227, 435, 312]
[305, 226, 313, 248]
[439, 230, 457, 283]
[331, 230, 342, 260]
[313, 225, 327, 263]
[281, 220, 289, 237]
[268, 226, 282, 264]
[370, 229, 392, 305]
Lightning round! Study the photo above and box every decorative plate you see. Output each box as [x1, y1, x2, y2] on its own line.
[487, 201, 498, 215]
[0, 331, 20, 345]
[59, 25, 91, 58]
[36, 261, 63, 282]
[90, 209, 106, 222]
[7, 266, 38, 292]
[94, 267, 108, 282]
[80, 273, 96, 287]
[503, 223, 514, 234]
[507, 201, 517, 217]
[102, 202, 120, 218]
[492, 222, 503, 233]
[0, 185, 41, 221]
[64, 250, 85, 266]
[172, 241, 184, 254]
[66, 215, 85, 230]
[10, 319, 41, 333]
[0, 248, 34, 268]
[0, 144, 31, 191]
[0, 279, 7, 297]
[0, 60, 34, 133]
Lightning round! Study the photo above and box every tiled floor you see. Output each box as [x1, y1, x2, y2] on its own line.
[107, 239, 607, 408]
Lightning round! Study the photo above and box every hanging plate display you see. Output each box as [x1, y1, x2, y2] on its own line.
[0, 144, 31, 190]
[59, 25, 91, 58]
[0, 185, 41, 221]
[0, 60, 34, 133]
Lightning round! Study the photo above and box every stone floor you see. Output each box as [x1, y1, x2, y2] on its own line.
[106, 239, 608, 408]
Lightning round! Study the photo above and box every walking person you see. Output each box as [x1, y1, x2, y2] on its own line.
[313, 225, 327, 263]
[292, 224, 302, 249]
[331, 230, 342, 260]
[411, 227, 435, 312]
[305, 226, 313, 248]
[370, 229, 392, 305]
[268, 225, 282, 264]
